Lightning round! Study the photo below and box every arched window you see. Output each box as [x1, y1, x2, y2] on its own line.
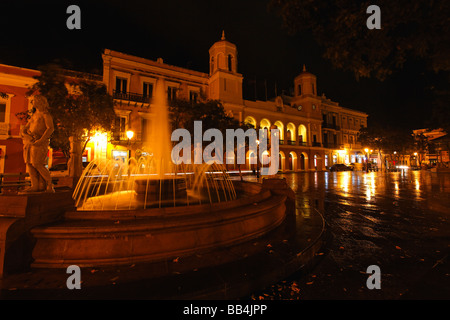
[260, 119, 271, 131]
[274, 121, 284, 141]
[228, 55, 233, 72]
[244, 116, 257, 128]
[287, 123, 296, 144]
[298, 124, 307, 144]
[210, 57, 214, 74]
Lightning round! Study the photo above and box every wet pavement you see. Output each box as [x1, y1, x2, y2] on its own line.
[251, 170, 450, 300]
[1, 170, 448, 300]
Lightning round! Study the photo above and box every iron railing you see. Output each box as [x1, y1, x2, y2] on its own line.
[113, 90, 151, 104]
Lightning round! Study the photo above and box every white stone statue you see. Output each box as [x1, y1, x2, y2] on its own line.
[20, 95, 55, 193]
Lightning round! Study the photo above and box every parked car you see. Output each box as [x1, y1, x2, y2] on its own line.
[329, 163, 353, 172]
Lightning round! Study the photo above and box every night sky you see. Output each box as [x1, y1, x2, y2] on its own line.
[1, 0, 432, 130]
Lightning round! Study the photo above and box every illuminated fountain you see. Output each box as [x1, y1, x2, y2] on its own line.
[30, 78, 290, 269]
[73, 78, 237, 210]
[73, 157, 237, 210]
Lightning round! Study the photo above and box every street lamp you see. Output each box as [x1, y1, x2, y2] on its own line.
[256, 139, 260, 179]
[364, 148, 369, 172]
[126, 130, 134, 159]
[126, 130, 134, 140]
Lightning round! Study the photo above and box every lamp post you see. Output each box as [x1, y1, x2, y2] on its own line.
[256, 139, 260, 180]
[364, 148, 369, 172]
[126, 130, 134, 159]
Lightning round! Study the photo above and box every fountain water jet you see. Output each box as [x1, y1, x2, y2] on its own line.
[73, 78, 237, 210]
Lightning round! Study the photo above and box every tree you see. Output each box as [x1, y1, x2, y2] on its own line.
[269, 1, 450, 132]
[169, 99, 246, 135]
[269, 0, 450, 80]
[28, 63, 116, 179]
[428, 86, 450, 134]
[169, 98, 253, 179]
[358, 124, 414, 170]
[413, 133, 430, 166]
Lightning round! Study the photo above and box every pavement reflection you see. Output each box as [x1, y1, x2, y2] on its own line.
[251, 170, 450, 300]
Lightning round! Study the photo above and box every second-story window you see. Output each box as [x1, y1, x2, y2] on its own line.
[189, 91, 199, 103]
[0, 103, 6, 123]
[143, 82, 153, 99]
[167, 86, 177, 101]
[115, 77, 127, 94]
[113, 115, 127, 140]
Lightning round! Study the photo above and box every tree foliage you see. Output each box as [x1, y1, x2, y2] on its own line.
[358, 124, 414, 154]
[428, 88, 450, 133]
[269, 0, 450, 81]
[168, 99, 251, 135]
[27, 63, 116, 158]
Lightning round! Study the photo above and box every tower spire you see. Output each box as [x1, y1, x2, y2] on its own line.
[221, 30, 226, 40]
[303, 64, 306, 72]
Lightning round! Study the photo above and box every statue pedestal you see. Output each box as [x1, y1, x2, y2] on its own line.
[0, 190, 74, 278]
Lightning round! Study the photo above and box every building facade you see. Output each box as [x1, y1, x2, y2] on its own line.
[0, 33, 369, 174]
[413, 128, 449, 168]
[0, 64, 39, 174]
[101, 33, 368, 172]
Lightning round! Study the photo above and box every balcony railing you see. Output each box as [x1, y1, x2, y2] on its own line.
[111, 131, 126, 142]
[287, 140, 296, 146]
[322, 123, 340, 130]
[278, 140, 309, 147]
[312, 142, 322, 147]
[323, 142, 339, 149]
[113, 90, 151, 104]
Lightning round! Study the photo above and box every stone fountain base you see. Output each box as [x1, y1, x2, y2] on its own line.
[30, 180, 290, 269]
[0, 190, 74, 278]
[134, 176, 187, 204]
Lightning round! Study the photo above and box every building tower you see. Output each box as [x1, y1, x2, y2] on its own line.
[208, 31, 243, 105]
[294, 65, 317, 97]
[291, 65, 321, 116]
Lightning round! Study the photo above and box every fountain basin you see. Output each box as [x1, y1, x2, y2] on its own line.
[134, 176, 187, 203]
[30, 181, 288, 268]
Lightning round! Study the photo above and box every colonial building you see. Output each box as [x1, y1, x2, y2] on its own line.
[101, 32, 368, 172]
[0, 65, 103, 175]
[0, 32, 369, 175]
[0, 64, 39, 174]
[412, 128, 449, 168]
